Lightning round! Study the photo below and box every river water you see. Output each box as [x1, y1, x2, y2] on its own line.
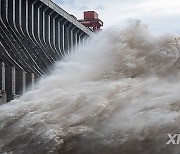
[0, 20, 180, 154]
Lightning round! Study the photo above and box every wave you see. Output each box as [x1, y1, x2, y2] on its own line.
[0, 20, 180, 154]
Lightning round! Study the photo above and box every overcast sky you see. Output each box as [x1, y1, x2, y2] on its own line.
[52, 0, 180, 34]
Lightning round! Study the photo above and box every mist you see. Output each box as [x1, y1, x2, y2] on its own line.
[0, 20, 180, 154]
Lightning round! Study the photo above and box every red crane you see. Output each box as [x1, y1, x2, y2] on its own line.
[78, 11, 103, 32]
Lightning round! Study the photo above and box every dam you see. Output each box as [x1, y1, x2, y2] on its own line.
[0, 0, 93, 103]
[0, 0, 180, 152]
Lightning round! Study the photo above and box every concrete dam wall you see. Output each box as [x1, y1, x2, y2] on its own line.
[0, 0, 92, 103]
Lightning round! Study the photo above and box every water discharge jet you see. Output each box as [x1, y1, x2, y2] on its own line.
[0, 20, 180, 154]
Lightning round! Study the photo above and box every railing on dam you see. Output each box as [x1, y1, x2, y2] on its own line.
[0, 0, 93, 103]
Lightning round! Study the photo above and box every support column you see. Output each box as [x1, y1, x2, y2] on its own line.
[63, 22, 68, 55]
[12, 66, 16, 96]
[44, 9, 53, 48]
[21, 0, 29, 36]
[26, 72, 35, 91]
[82, 35, 88, 47]
[5, 65, 15, 102]
[60, 19, 68, 56]
[33, 1, 43, 42]
[79, 32, 87, 47]
[77, 31, 84, 46]
[55, 16, 63, 56]
[14, 0, 21, 32]
[73, 28, 80, 52]
[2, 62, 5, 92]
[32, 73, 35, 90]
[6, 0, 14, 26]
[0, 62, 6, 104]
[23, 71, 26, 93]
[15, 69, 26, 96]
[41, 6, 48, 44]
[28, 0, 39, 39]
[67, 24, 76, 54]
[50, 13, 58, 52]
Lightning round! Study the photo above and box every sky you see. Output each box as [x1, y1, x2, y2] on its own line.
[52, 0, 180, 34]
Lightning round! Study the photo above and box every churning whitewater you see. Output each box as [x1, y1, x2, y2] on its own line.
[1, 20, 180, 154]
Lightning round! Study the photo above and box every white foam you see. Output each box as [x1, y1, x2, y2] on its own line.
[0, 20, 180, 154]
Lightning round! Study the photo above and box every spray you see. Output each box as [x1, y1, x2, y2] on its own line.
[0, 20, 180, 154]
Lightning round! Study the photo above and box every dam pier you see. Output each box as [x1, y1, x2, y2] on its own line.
[0, 0, 94, 103]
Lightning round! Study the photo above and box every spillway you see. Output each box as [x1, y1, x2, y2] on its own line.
[0, 20, 180, 154]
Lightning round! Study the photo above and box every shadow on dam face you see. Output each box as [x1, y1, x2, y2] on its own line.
[0, 20, 180, 154]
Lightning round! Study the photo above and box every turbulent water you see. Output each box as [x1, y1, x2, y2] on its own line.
[1, 20, 180, 154]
